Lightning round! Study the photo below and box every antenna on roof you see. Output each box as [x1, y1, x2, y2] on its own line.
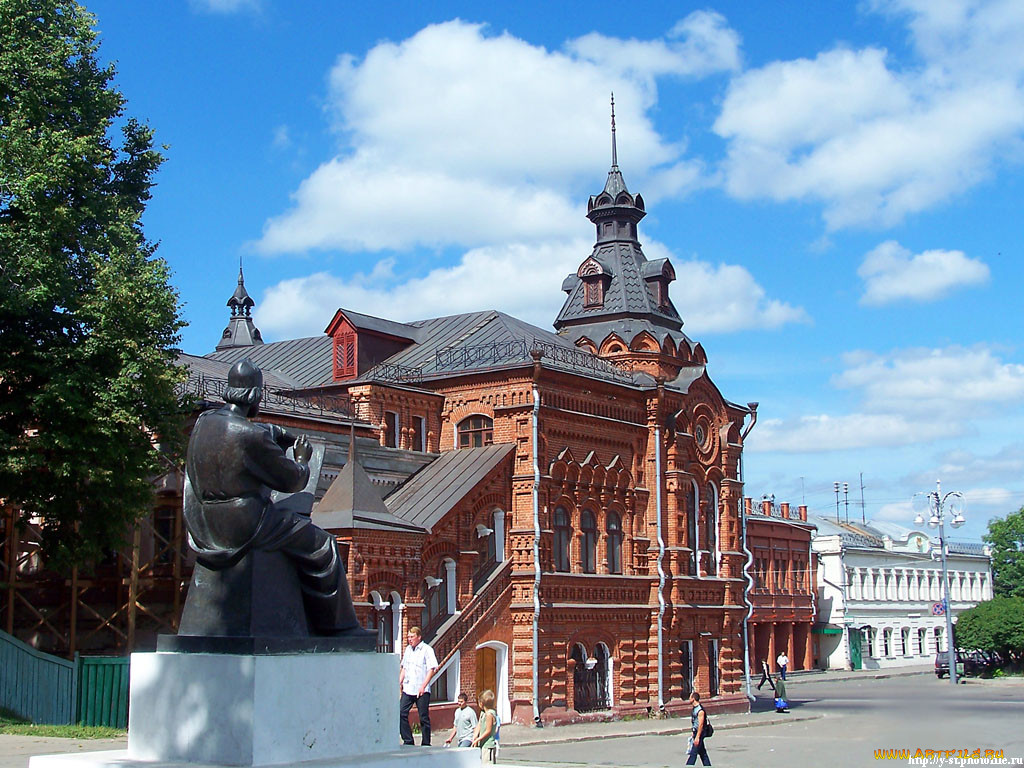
[610, 92, 618, 168]
[348, 418, 356, 464]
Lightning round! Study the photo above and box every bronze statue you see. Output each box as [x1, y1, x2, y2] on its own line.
[180, 358, 368, 640]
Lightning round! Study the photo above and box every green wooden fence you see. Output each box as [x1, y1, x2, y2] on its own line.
[77, 656, 130, 728]
[0, 630, 77, 725]
[0, 630, 129, 727]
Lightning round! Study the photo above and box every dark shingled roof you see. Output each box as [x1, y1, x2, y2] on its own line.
[314, 455, 425, 533]
[177, 352, 302, 390]
[385, 443, 514, 532]
[332, 309, 420, 341]
[351, 310, 638, 387]
[205, 335, 334, 388]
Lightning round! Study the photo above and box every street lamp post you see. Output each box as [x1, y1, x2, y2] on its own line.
[913, 480, 965, 686]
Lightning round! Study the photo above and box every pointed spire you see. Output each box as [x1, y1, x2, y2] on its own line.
[217, 262, 263, 350]
[229, 262, 255, 317]
[610, 92, 618, 168]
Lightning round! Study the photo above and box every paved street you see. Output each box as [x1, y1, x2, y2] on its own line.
[499, 675, 1024, 767]
[2, 674, 1022, 768]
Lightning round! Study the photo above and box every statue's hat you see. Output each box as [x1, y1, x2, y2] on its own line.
[227, 358, 263, 389]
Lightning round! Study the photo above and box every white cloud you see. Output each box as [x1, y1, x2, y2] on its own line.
[256, 237, 804, 341]
[256, 240, 589, 339]
[713, 1, 1024, 228]
[256, 18, 735, 255]
[858, 240, 989, 305]
[257, 157, 585, 253]
[567, 11, 741, 81]
[903, 444, 1024, 487]
[834, 345, 1024, 417]
[272, 125, 291, 150]
[189, 0, 260, 13]
[747, 412, 957, 453]
[748, 344, 1024, 453]
[645, 243, 809, 333]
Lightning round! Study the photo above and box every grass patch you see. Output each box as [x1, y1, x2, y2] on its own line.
[0, 708, 125, 739]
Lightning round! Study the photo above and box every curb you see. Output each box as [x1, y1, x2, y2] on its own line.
[784, 668, 930, 685]
[501, 713, 824, 748]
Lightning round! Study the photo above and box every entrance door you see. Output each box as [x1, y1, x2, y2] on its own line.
[849, 631, 862, 670]
[476, 646, 497, 698]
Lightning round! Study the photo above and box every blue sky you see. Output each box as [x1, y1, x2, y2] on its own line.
[87, 0, 1024, 541]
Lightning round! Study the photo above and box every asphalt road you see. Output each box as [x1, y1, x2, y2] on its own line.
[500, 676, 1024, 768]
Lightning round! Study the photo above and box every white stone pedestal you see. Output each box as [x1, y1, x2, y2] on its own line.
[29, 650, 480, 768]
[128, 651, 397, 765]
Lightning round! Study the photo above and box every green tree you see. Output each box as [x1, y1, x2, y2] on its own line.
[954, 596, 1024, 662]
[984, 507, 1024, 598]
[0, 0, 185, 568]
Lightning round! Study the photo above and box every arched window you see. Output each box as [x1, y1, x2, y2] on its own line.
[606, 512, 622, 575]
[458, 415, 493, 448]
[367, 591, 394, 653]
[687, 481, 699, 575]
[581, 510, 597, 573]
[901, 627, 911, 656]
[554, 507, 571, 572]
[704, 482, 718, 576]
[423, 560, 452, 629]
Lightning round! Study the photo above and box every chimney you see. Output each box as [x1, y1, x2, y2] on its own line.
[761, 500, 771, 516]
[798, 504, 808, 522]
[781, 502, 790, 519]
[744, 497, 753, 515]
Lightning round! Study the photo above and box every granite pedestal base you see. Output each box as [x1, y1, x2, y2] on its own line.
[125, 650, 399, 766]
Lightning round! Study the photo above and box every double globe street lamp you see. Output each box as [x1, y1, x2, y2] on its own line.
[912, 481, 965, 685]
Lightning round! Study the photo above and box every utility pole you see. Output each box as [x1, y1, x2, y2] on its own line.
[859, 472, 866, 524]
[834, 481, 840, 523]
[843, 482, 850, 524]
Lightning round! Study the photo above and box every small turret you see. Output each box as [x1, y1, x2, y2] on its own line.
[216, 264, 264, 350]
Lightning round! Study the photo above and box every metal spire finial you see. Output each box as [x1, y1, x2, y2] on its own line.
[610, 92, 618, 168]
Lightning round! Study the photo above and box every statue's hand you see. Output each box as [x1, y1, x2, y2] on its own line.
[293, 435, 312, 464]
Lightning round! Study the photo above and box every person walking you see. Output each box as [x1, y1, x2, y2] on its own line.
[776, 651, 789, 681]
[755, 659, 775, 691]
[443, 693, 478, 748]
[685, 691, 711, 766]
[399, 627, 438, 746]
[471, 689, 499, 764]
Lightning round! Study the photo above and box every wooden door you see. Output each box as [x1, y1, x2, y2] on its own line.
[476, 646, 497, 698]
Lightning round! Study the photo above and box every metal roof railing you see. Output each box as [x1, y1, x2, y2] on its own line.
[177, 373, 353, 419]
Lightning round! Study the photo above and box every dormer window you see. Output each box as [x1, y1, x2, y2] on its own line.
[334, 331, 356, 380]
[584, 279, 604, 308]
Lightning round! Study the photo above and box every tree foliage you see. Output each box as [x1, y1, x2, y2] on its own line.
[984, 507, 1024, 599]
[0, 0, 185, 568]
[954, 597, 1024, 661]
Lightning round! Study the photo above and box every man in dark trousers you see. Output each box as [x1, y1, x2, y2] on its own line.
[756, 659, 776, 691]
[685, 691, 711, 766]
[399, 626, 438, 746]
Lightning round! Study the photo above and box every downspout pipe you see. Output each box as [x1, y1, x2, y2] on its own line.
[739, 403, 758, 704]
[654, 380, 666, 712]
[530, 351, 543, 726]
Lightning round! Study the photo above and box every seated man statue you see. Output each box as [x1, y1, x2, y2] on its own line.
[182, 358, 367, 638]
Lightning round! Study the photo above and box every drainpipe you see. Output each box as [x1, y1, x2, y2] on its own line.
[530, 351, 543, 726]
[740, 501, 755, 704]
[739, 403, 758, 704]
[655, 380, 666, 712]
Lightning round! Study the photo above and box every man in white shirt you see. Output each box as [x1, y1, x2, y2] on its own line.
[777, 651, 789, 680]
[399, 626, 438, 746]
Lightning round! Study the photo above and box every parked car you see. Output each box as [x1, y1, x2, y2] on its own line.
[934, 650, 1000, 678]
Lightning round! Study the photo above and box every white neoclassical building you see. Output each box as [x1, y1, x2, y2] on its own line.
[812, 518, 992, 670]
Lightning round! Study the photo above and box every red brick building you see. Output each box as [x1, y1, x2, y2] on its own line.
[742, 497, 817, 677]
[3, 134, 758, 727]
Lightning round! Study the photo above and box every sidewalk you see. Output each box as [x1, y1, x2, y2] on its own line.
[497, 665, 931, 747]
[500, 707, 821, 748]
[782, 664, 932, 684]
